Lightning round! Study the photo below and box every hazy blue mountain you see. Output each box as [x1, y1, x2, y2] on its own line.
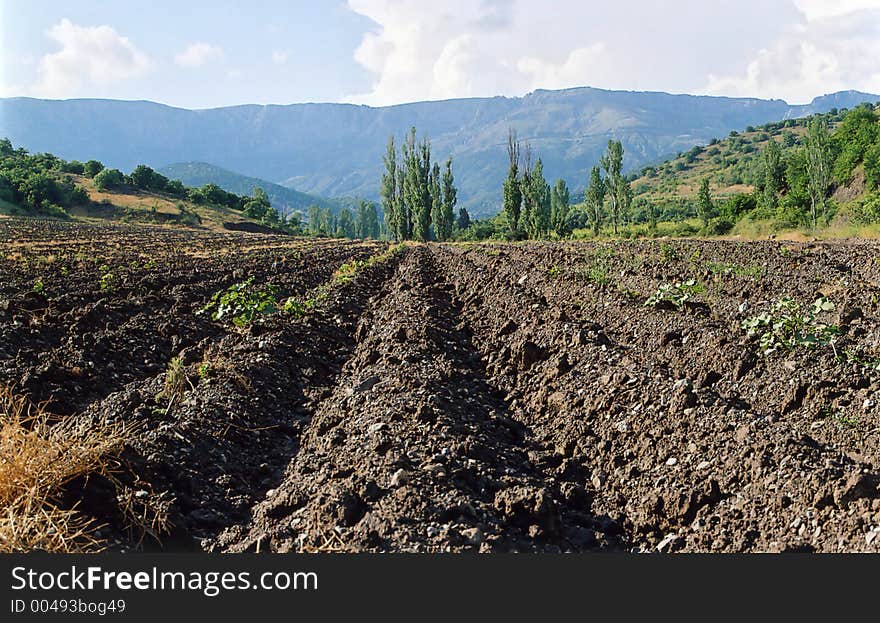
[2, 87, 877, 216]
[158, 161, 343, 215]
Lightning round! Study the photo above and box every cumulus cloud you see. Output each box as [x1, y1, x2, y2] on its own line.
[705, 4, 880, 103]
[345, 0, 878, 106]
[174, 42, 224, 68]
[5, 18, 152, 98]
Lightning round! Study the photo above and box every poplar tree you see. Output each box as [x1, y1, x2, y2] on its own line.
[502, 129, 522, 235]
[429, 162, 442, 240]
[396, 163, 410, 240]
[437, 157, 457, 241]
[457, 206, 470, 231]
[586, 166, 606, 236]
[697, 178, 714, 230]
[356, 200, 380, 239]
[403, 128, 432, 242]
[524, 158, 550, 238]
[600, 140, 624, 234]
[806, 117, 833, 228]
[337, 207, 356, 238]
[380, 136, 400, 240]
[551, 178, 570, 237]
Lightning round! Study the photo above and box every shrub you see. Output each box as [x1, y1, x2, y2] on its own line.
[83, 160, 105, 178]
[94, 168, 125, 191]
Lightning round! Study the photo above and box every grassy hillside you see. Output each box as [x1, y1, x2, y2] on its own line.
[159, 161, 348, 215]
[621, 103, 880, 238]
[0, 140, 296, 233]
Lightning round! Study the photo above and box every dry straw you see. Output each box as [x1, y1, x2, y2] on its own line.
[0, 385, 129, 552]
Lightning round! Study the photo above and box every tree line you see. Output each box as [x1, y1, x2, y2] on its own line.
[379, 128, 467, 242]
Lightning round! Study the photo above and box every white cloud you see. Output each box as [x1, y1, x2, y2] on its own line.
[517, 44, 612, 92]
[4, 18, 152, 98]
[271, 50, 290, 65]
[705, 4, 880, 103]
[793, 0, 880, 20]
[345, 0, 878, 106]
[174, 42, 223, 68]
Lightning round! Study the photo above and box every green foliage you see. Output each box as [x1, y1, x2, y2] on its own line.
[805, 118, 834, 228]
[200, 278, 280, 327]
[356, 200, 381, 239]
[94, 168, 125, 191]
[402, 127, 432, 242]
[644, 279, 705, 309]
[503, 129, 523, 235]
[579, 260, 611, 287]
[741, 297, 839, 354]
[163, 356, 186, 403]
[83, 160, 105, 178]
[832, 105, 879, 182]
[586, 166, 606, 236]
[523, 158, 551, 238]
[865, 142, 880, 191]
[600, 140, 625, 234]
[696, 178, 714, 229]
[457, 206, 471, 230]
[550, 179, 570, 236]
[437, 158, 457, 241]
[335, 206, 356, 238]
[659, 243, 680, 262]
[380, 136, 403, 240]
[130, 164, 169, 192]
[852, 193, 880, 224]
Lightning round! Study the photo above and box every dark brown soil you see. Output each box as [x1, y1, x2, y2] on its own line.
[3, 219, 880, 552]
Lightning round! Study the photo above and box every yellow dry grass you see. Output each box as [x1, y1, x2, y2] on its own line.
[0, 385, 131, 552]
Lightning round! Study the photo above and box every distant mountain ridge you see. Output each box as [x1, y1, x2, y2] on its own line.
[2, 87, 877, 216]
[158, 161, 342, 215]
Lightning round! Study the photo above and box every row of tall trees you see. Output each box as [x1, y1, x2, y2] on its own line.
[306, 201, 380, 239]
[380, 128, 465, 242]
[502, 130, 571, 239]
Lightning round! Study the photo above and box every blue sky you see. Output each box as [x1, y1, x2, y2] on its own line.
[2, 0, 879, 109]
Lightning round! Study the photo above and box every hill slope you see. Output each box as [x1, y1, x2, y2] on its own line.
[158, 162, 342, 215]
[2, 88, 877, 216]
[623, 104, 880, 237]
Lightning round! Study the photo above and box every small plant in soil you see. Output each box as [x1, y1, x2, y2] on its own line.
[659, 243, 680, 262]
[32, 277, 45, 294]
[833, 412, 859, 429]
[645, 279, 705, 309]
[741, 297, 839, 354]
[840, 349, 880, 372]
[548, 265, 563, 279]
[707, 261, 764, 279]
[582, 262, 611, 287]
[201, 278, 280, 326]
[162, 356, 186, 403]
[197, 362, 214, 380]
[97, 264, 115, 292]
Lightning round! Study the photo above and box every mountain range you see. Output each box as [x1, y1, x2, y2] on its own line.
[2, 88, 877, 216]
